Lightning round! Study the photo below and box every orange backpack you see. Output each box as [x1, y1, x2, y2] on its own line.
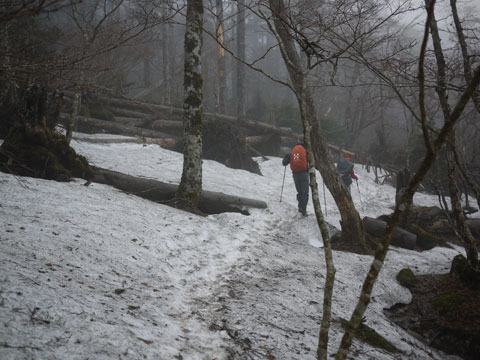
[290, 145, 307, 172]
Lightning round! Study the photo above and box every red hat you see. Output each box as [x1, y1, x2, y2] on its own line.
[345, 157, 352, 161]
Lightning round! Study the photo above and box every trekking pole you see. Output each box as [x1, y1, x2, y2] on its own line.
[280, 166, 287, 202]
[322, 180, 327, 216]
[356, 179, 364, 209]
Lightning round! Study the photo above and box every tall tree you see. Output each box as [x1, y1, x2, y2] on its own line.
[427, 0, 478, 269]
[266, 0, 362, 358]
[215, 0, 226, 113]
[336, 1, 480, 357]
[236, 0, 245, 119]
[267, 0, 366, 252]
[176, 0, 204, 211]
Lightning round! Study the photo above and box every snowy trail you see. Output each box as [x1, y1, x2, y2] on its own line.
[1, 138, 466, 360]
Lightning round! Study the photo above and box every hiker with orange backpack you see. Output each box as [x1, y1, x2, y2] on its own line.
[282, 143, 309, 216]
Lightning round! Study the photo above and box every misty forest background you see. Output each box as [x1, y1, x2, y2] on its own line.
[1, 1, 480, 359]
[2, 0, 479, 176]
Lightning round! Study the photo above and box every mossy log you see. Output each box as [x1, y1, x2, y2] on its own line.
[110, 107, 153, 119]
[151, 119, 184, 134]
[59, 113, 175, 140]
[363, 216, 417, 250]
[73, 137, 177, 148]
[113, 116, 151, 127]
[91, 166, 267, 215]
[1, 124, 92, 181]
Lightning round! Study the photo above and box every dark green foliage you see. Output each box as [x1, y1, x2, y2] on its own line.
[396, 268, 418, 289]
[432, 291, 466, 313]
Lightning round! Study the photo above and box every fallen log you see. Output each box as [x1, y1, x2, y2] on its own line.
[429, 218, 480, 238]
[113, 116, 150, 127]
[363, 216, 417, 250]
[59, 113, 176, 140]
[73, 137, 177, 148]
[91, 166, 267, 215]
[110, 107, 153, 119]
[151, 119, 184, 133]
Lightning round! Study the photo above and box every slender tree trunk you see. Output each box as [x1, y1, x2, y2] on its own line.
[236, 0, 245, 120]
[446, 132, 478, 268]
[267, 0, 361, 358]
[162, 11, 172, 105]
[299, 76, 336, 360]
[450, 0, 480, 113]
[216, 0, 226, 113]
[66, 89, 81, 144]
[176, 0, 204, 210]
[336, 1, 480, 356]
[428, 4, 479, 269]
[268, 0, 365, 253]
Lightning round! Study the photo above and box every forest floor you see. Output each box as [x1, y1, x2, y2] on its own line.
[385, 237, 480, 360]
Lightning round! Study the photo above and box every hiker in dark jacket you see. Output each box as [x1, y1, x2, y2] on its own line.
[336, 156, 358, 194]
[283, 143, 309, 216]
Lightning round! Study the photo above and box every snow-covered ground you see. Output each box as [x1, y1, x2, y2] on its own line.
[0, 134, 469, 359]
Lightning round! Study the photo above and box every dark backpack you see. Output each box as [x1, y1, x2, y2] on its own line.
[337, 159, 354, 185]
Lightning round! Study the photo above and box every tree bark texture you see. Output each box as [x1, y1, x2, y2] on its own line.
[177, 0, 204, 210]
[267, 1, 339, 358]
[446, 132, 478, 268]
[450, 0, 480, 113]
[66, 91, 81, 144]
[216, 0, 226, 113]
[91, 166, 266, 214]
[59, 113, 176, 140]
[336, 12, 480, 360]
[268, 0, 365, 253]
[236, 0, 246, 119]
[428, 4, 478, 269]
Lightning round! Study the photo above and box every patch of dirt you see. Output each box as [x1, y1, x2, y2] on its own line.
[385, 272, 480, 360]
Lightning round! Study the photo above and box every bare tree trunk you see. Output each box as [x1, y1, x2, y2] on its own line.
[268, 0, 365, 253]
[266, 0, 362, 358]
[450, 0, 480, 113]
[162, 12, 172, 105]
[66, 90, 81, 144]
[336, 1, 480, 356]
[236, 0, 245, 120]
[176, 0, 204, 210]
[428, 2, 478, 269]
[216, 0, 226, 113]
[446, 132, 478, 268]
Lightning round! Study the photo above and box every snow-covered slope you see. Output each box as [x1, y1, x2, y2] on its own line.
[0, 135, 465, 359]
